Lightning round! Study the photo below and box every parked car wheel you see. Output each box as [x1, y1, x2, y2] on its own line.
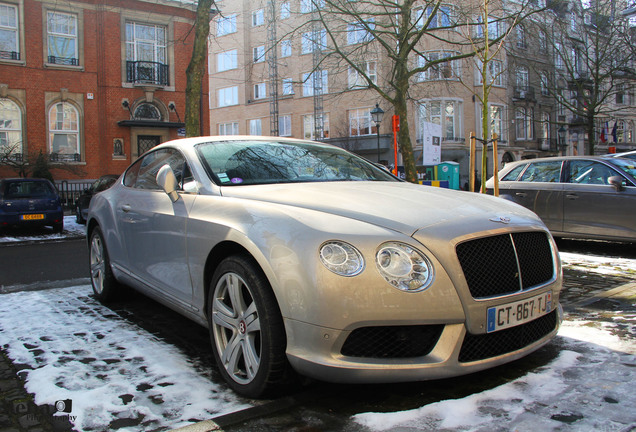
[53, 221, 63, 233]
[76, 205, 85, 224]
[208, 255, 293, 398]
[89, 226, 119, 302]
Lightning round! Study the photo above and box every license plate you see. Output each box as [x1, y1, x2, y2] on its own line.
[21, 214, 45, 220]
[487, 292, 552, 333]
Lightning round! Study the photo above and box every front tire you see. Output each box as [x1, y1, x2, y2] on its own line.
[89, 226, 119, 302]
[208, 255, 294, 398]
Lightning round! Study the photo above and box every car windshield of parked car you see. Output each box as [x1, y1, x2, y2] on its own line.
[3, 181, 55, 199]
[196, 140, 397, 185]
[610, 158, 636, 179]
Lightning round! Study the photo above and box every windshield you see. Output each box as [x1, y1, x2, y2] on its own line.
[196, 140, 398, 185]
[2, 181, 56, 199]
[610, 158, 636, 179]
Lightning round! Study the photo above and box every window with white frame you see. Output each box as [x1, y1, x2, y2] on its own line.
[349, 108, 375, 136]
[280, 2, 291, 19]
[217, 49, 237, 72]
[303, 114, 329, 139]
[516, 25, 526, 48]
[476, 59, 504, 87]
[419, 99, 463, 140]
[300, 0, 325, 13]
[516, 107, 533, 140]
[347, 18, 375, 45]
[48, 102, 80, 159]
[253, 82, 267, 100]
[218, 86, 238, 107]
[302, 70, 328, 96]
[0, 3, 18, 59]
[253, 45, 265, 63]
[475, 15, 503, 39]
[516, 67, 529, 90]
[216, 14, 237, 36]
[541, 112, 550, 140]
[301, 30, 326, 54]
[555, 42, 564, 69]
[125, 21, 167, 84]
[282, 78, 294, 95]
[279, 115, 292, 136]
[414, 5, 455, 28]
[540, 72, 549, 95]
[477, 104, 506, 141]
[418, 51, 460, 81]
[348, 61, 377, 89]
[47, 11, 78, 65]
[0, 98, 22, 154]
[249, 119, 262, 135]
[570, 12, 577, 32]
[616, 83, 630, 105]
[538, 30, 547, 52]
[219, 122, 239, 135]
[252, 9, 264, 27]
[280, 39, 292, 57]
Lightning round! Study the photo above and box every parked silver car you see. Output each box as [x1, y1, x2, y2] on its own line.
[87, 136, 562, 398]
[486, 155, 636, 242]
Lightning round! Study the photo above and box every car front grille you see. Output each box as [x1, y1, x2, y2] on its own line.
[341, 325, 444, 358]
[456, 231, 555, 299]
[458, 309, 558, 363]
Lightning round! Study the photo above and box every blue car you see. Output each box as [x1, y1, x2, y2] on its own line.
[0, 178, 64, 232]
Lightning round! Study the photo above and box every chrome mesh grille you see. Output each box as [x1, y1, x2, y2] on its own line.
[456, 231, 555, 299]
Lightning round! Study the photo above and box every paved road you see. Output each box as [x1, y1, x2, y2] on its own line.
[0, 238, 88, 289]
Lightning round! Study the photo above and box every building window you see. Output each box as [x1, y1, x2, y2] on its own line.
[516, 107, 533, 140]
[280, 39, 292, 57]
[219, 122, 239, 135]
[303, 114, 329, 139]
[280, 2, 291, 19]
[0, 98, 22, 155]
[490, 105, 504, 140]
[300, 0, 324, 13]
[218, 86, 238, 107]
[540, 72, 549, 95]
[48, 102, 80, 160]
[134, 103, 161, 120]
[282, 78, 294, 95]
[516, 25, 526, 49]
[348, 61, 377, 89]
[301, 29, 327, 54]
[516, 67, 529, 91]
[418, 51, 460, 81]
[125, 22, 168, 85]
[347, 18, 375, 45]
[538, 30, 547, 52]
[555, 43, 564, 69]
[541, 112, 550, 140]
[253, 82, 267, 100]
[0, 3, 18, 60]
[414, 5, 455, 29]
[47, 11, 78, 65]
[475, 15, 503, 38]
[302, 70, 328, 96]
[419, 99, 463, 141]
[476, 59, 504, 87]
[216, 14, 237, 36]
[349, 108, 376, 136]
[253, 45, 265, 63]
[279, 115, 292, 136]
[252, 9, 264, 27]
[217, 49, 237, 72]
[249, 119, 262, 135]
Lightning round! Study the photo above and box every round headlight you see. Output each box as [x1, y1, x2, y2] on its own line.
[319, 241, 364, 277]
[376, 242, 434, 292]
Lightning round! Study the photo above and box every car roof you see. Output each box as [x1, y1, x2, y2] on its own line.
[505, 155, 621, 166]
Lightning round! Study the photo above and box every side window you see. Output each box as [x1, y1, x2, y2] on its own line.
[123, 159, 142, 187]
[519, 161, 562, 182]
[133, 148, 190, 190]
[568, 160, 616, 185]
[501, 164, 526, 181]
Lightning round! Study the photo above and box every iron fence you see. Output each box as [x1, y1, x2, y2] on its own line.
[55, 180, 93, 211]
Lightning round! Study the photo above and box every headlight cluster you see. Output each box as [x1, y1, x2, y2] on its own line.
[319, 241, 434, 292]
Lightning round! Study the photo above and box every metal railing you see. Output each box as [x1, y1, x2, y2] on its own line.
[126, 61, 169, 86]
[54, 180, 93, 211]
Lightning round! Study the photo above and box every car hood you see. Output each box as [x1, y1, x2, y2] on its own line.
[219, 181, 542, 237]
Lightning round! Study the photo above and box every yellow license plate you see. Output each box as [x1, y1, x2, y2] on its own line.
[21, 214, 45, 220]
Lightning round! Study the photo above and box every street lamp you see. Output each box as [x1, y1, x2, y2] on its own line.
[558, 125, 567, 155]
[371, 103, 385, 163]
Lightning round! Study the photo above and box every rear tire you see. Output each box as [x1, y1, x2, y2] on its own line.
[76, 206, 85, 224]
[89, 226, 119, 302]
[208, 255, 295, 398]
[53, 222, 63, 233]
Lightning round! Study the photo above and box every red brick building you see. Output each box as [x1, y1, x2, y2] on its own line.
[0, 0, 207, 182]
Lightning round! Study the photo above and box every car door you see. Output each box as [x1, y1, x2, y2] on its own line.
[563, 159, 636, 241]
[498, 160, 565, 232]
[116, 148, 196, 305]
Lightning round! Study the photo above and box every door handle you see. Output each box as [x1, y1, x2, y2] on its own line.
[515, 192, 527, 197]
[566, 194, 579, 200]
[121, 204, 132, 212]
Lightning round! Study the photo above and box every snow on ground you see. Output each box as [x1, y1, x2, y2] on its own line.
[0, 215, 85, 243]
[0, 285, 249, 431]
[560, 251, 636, 278]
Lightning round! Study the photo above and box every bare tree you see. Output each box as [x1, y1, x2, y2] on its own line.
[0, 144, 86, 179]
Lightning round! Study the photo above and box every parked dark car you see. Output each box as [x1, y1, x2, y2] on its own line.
[0, 178, 64, 232]
[75, 175, 118, 224]
[486, 155, 636, 242]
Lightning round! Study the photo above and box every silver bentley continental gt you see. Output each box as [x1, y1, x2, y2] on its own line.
[87, 136, 563, 398]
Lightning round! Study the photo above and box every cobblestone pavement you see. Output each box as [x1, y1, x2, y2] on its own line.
[1, 266, 634, 432]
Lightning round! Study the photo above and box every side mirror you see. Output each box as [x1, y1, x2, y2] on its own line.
[608, 176, 625, 191]
[156, 164, 180, 202]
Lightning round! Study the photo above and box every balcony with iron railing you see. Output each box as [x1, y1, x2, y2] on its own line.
[48, 56, 79, 66]
[126, 61, 169, 86]
[0, 50, 20, 60]
[514, 86, 536, 101]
